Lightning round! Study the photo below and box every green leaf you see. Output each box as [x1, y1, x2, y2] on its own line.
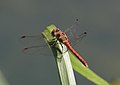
[42, 24, 76, 85]
[69, 51, 109, 85]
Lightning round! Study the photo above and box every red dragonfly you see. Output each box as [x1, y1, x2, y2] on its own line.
[21, 19, 88, 67]
[51, 28, 88, 67]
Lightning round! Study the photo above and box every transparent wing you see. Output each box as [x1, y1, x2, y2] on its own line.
[20, 34, 51, 55]
[65, 19, 87, 46]
[20, 34, 47, 46]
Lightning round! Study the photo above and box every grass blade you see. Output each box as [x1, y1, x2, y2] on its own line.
[42, 24, 76, 85]
[69, 51, 109, 85]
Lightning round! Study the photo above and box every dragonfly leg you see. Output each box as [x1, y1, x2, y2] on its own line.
[59, 43, 68, 54]
[49, 38, 67, 60]
[48, 38, 57, 46]
[56, 47, 63, 60]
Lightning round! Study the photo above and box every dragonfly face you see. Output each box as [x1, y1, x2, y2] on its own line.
[51, 28, 68, 43]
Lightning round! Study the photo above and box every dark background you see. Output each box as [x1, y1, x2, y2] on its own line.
[0, 0, 120, 85]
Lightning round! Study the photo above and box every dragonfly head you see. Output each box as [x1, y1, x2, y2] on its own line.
[51, 28, 60, 36]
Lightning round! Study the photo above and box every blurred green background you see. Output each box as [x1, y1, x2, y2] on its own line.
[0, 0, 120, 85]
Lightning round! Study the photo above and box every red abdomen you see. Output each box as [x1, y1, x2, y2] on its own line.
[64, 41, 88, 67]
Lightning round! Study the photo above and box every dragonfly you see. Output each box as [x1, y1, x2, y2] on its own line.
[21, 19, 88, 67]
[51, 28, 88, 67]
